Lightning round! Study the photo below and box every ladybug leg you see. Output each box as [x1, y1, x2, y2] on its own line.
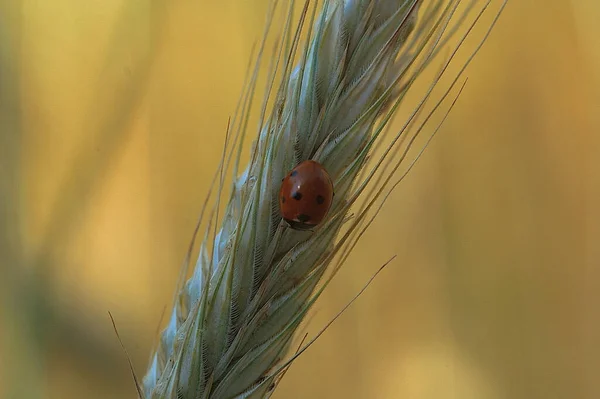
[280, 218, 294, 231]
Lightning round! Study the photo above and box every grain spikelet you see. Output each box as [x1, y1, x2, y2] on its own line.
[142, 0, 507, 398]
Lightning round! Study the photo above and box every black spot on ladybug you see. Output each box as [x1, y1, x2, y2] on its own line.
[291, 170, 298, 177]
[281, 196, 286, 203]
[316, 195, 325, 204]
[292, 192, 302, 200]
[297, 214, 310, 222]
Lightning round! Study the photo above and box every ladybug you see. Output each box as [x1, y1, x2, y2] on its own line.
[278, 160, 334, 231]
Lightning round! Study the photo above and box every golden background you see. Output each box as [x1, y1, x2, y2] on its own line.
[1, 0, 598, 398]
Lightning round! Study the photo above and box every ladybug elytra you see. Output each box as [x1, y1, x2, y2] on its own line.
[278, 160, 334, 231]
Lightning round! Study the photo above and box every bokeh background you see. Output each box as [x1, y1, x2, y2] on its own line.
[1, 0, 598, 398]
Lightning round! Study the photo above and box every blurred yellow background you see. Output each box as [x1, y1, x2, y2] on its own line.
[1, 0, 598, 398]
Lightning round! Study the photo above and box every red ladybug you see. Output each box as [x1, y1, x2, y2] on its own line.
[279, 160, 334, 231]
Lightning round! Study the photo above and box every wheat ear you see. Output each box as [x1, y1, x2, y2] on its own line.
[141, 0, 506, 398]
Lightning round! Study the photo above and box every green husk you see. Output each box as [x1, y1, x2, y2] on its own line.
[142, 1, 506, 398]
